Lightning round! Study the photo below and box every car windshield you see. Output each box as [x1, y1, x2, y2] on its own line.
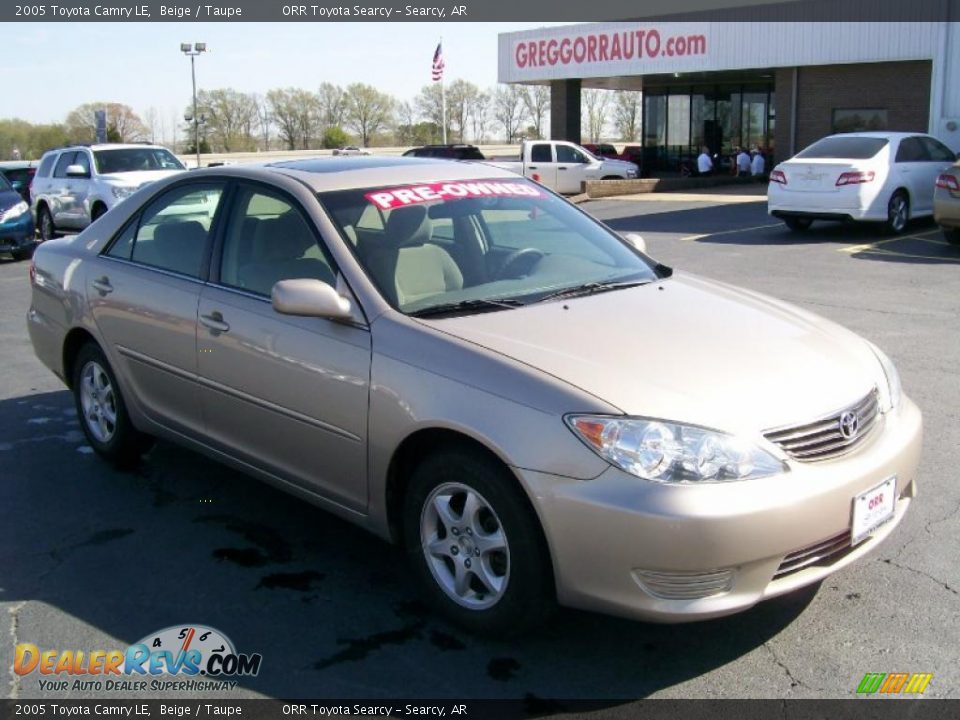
[319, 178, 659, 315]
[93, 148, 185, 174]
[0, 174, 12, 191]
[795, 137, 889, 160]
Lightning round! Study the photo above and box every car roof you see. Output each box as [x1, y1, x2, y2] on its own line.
[43, 143, 170, 155]
[826, 131, 929, 139]
[189, 156, 520, 193]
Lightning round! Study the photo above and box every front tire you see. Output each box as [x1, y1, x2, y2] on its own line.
[885, 191, 909, 235]
[38, 206, 55, 242]
[943, 226, 960, 246]
[73, 343, 153, 466]
[783, 217, 813, 232]
[402, 448, 555, 636]
[91, 204, 108, 223]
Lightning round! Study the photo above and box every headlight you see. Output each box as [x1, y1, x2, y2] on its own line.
[566, 416, 786, 483]
[111, 186, 137, 200]
[0, 200, 29, 223]
[867, 342, 902, 412]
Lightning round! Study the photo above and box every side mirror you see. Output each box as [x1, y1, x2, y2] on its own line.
[65, 164, 89, 178]
[622, 232, 647, 254]
[272, 278, 353, 320]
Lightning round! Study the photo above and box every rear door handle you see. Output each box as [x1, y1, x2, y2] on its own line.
[200, 311, 230, 334]
[91, 277, 113, 295]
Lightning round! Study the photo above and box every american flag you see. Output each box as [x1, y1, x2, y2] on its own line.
[431, 42, 445, 82]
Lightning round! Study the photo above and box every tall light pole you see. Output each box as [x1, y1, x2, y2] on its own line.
[180, 42, 207, 168]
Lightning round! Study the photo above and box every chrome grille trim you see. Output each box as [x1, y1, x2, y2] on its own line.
[774, 531, 853, 579]
[764, 389, 881, 462]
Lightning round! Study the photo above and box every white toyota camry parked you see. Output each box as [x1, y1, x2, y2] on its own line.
[768, 132, 958, 234]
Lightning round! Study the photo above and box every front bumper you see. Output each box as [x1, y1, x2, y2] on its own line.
[520, 395, 922, 622]
[0, 212, 36, 252]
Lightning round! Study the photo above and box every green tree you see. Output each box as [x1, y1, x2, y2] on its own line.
[322, 126, 349, 149]
[64, 102, 147, 144]
[344, 83, 394, 147]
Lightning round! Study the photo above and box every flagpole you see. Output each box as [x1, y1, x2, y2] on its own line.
[440, 36, 447, 144]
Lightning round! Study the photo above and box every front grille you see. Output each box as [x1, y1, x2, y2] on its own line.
[633, 568, 734, 600]
[773, 531, 854, 579]
[764, 389, 880, 462]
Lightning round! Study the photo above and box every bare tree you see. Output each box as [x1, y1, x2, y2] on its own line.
[493, 85, 525, 143]
[582, 89, 612, 143]
[344, 83, 394, 147]
[267, 88, 318, 150]
[395, 101, 418, 145]
[522, 85, 550, 139]
[613, 91, 642, 142]
[142, 107, 160, 143]
[318, 82, 347, 130]
[470, 91, 491, 143]
[65, 103, 148, 143]
[253, 94, 272, 151]
[415, 84, 445, 137]
[193, 89, 260, 152]
[446, 79, 479, 142]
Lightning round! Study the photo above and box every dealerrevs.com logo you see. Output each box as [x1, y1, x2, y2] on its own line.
[857, 672, 933, 695]
[14, 625, 262, 693]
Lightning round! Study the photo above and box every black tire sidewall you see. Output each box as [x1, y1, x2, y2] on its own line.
[401, 449, 554, 636]
[72, 343, 147, 465]
[784, 217, 812, 231]
[39, 207, 54, 241]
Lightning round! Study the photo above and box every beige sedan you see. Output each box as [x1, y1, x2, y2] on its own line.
[934, 161, 960, 245]
[27, 158, 921, 633]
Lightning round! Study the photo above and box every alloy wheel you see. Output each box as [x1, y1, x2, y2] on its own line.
[79, 360, 118, 444]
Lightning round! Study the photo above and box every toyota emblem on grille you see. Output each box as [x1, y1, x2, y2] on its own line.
[839, 411, 860, 439]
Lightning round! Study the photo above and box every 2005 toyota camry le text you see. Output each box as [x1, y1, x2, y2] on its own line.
[26, 157, 921, 634]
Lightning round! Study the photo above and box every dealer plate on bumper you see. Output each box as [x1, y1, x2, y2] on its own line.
[852, 476, 897, 545]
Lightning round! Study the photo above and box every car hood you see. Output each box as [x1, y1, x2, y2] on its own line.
[423, 273, 882, 435]
[99, 170, 184, 186]
[0, 189, 23, 212]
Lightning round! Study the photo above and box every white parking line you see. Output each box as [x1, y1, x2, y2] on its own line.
[680, 223, 783, 242]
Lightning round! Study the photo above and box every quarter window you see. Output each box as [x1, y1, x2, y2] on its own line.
[919, 137, 956, 162]
[126, 184, 224, 278]
[219, 185, 334, 297]
[530, 144, 552, 163]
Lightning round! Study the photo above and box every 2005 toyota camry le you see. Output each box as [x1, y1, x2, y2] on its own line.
[27, 157, 921, 633]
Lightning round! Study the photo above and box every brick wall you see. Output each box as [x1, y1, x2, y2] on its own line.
[775, 60, 931, 161]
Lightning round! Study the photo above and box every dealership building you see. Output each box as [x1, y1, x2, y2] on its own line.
[497, 2, 960, 171]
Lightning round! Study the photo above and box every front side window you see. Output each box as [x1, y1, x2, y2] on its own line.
[119, 184, 224, 278]
[530, 144, 552, 163]
[53, 152, 77, 178]
[320, 178, 659, 315]
[73, 151, 91, 175]
[219, 185, 335, 297]
[93, 148, 185, 174]
[556, 145, 586, 164]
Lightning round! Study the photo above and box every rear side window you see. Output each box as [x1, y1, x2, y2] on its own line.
[796, 137, 888, 160]
[37, 154, 57, 178]
[107, 183, 225, 278]
[53, 152, 77, 178]
[895, 138, 929, 163]
[457, 148, 484, 160]
[530, 144, 552, 163]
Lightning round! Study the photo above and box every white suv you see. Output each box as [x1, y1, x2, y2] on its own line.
[31, 144, 185, 241]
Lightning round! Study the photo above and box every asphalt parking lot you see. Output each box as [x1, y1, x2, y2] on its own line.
[1, 188, 958, 706]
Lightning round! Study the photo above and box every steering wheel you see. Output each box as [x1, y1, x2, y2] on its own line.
[498, 248, 545, 279]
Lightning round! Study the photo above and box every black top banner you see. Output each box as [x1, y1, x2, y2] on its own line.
[3, 0, 958, 22]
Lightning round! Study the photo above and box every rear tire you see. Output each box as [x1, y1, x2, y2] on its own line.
[885, 191, 909, 235]
[38, 206, 55, 242]
[72, 342, 153, 467]
[943, 227, 960, 246]
[783, 217, 813, 232]
[11, 246, 33, 262]
[402, 448, 555, 636]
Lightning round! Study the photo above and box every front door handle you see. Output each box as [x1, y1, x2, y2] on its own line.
[558, 166, 568, 171]
[200, 311, 230, 334]
[91, 277, 113, 295]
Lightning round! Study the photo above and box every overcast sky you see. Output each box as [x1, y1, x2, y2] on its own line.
[9, 22, 567, 128]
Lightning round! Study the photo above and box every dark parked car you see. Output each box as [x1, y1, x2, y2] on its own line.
[402, 144, 486, 160]
[0, 161, 37, 203]
[0, 172, 36, 261]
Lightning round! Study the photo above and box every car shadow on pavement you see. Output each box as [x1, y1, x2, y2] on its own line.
[1, 390, 817, 702]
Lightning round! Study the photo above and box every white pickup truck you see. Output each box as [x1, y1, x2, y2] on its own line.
[486, 140, 638, 194]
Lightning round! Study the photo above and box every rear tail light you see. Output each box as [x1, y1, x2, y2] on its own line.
[836, 171, 875, 186]
[769, 169, 787, 185]
[936, 174, 960, 191]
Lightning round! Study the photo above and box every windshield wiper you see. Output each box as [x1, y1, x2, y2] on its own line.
[534, 279, 653, 304]
[409, 297, 525, 318]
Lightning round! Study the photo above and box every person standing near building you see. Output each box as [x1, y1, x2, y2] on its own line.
[736, 147, 751, 177]
[697, 146, 714, 176]
[751, 147, 766, 179]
